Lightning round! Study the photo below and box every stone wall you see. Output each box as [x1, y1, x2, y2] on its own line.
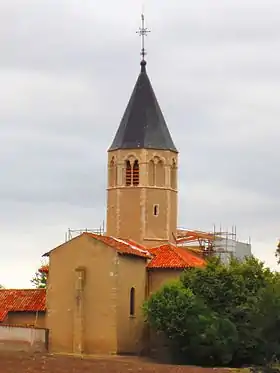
[0, 325, 48, 352]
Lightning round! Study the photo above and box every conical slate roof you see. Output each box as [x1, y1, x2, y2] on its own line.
[109, 60, 177, 152]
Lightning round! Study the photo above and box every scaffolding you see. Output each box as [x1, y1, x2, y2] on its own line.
[65, 221, 105, 242]
[63, 222, 250, 261]
[176, 225, 239, 259]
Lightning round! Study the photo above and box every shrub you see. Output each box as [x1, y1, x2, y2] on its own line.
[144, 257, 280, 367]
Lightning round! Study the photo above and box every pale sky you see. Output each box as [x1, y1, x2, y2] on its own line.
[0, 0, 279, 288]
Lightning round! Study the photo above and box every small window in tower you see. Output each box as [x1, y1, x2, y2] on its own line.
[153, 204, 159, 216]
[130, 287, 135, 316]
[125, 160, 132, 186]
[132, 160, 139, 186]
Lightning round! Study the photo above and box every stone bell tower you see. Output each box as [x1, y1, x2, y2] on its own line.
[106, 16, 178, 248]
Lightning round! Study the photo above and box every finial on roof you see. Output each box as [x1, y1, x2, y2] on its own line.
[136, 13, 150, 70]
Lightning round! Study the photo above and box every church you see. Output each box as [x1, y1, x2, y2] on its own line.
[0, 18, 208, 356]
[42, 52, 206, 355]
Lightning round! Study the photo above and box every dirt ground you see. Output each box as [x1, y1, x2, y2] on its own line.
[0, 352, 232, 373]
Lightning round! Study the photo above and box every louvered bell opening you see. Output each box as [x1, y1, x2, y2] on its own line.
[133, 160, 139, 186]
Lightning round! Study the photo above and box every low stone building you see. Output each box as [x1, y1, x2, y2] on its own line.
[0, 289, 46, 327]
[43, 234, 204, 355]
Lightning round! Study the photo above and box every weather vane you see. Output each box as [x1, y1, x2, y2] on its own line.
[136, 14, 151, 61]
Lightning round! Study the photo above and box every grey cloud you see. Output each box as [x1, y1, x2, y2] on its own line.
[0, 0, 279, 287]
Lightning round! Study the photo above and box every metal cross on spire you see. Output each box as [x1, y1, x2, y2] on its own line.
[136, 14, 151, 61]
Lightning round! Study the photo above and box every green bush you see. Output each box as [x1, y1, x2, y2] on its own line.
[144, 257, 280, 367]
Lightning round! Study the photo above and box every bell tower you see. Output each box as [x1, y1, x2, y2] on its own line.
[106, 15, 178, 247]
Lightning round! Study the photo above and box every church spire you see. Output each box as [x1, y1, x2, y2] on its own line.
[109, 14, 177, 152]
[106, 15, 179, 246]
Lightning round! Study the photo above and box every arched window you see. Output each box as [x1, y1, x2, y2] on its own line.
[156, 160, 165, 187]
[125, 160, 132, 186]
[148, 160, 155, 186]
[132, 160, 139, 186]
[109, 158, 116, 187]
[130, 287, 135, 316]
[153, 204, 159, 216]
[171, 159, 177, 189]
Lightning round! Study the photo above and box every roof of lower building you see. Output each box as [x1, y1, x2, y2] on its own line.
[147, 244, 206, 269]
[109, 60, 177, 152]
[0, 244, 205, 321]
[43, 232, 152, 259]
[43, 232, 206, 268]
[38, 265, 49, 274]
[85, 232, 151, 259]
[0, 289, 46, 322]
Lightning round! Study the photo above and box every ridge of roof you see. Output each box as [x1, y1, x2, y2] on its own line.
[42, 232, 151, 259]
[84, 232, 151, 259]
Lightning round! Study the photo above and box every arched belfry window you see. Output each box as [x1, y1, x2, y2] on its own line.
[156, 160, 165, 187]
[132, 160, 139, 186]
[130, 287, 135, 316]
[148, 160, 155, 186]
[171, 159, 177, 189]
[125, 160, 132, 186]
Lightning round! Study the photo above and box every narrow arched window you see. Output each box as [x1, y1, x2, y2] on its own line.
[132, 160, 139, 186]
[153, 204, 159, 216]
[148, 160, 155, 186]
[156, 160, 165, 187]
[171, 159, 177, 189]
[125, 160, 132, 186]
[130, 287, 135, 316]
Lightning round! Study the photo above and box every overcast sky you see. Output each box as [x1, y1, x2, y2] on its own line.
[0, 0, 279, 288]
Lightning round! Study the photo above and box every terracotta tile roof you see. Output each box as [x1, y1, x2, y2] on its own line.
[84, 233, 151, 259]
[0, 310, 7, 322]
[38, 265, 49, 274]
[0, 289, 46, 322]
[147, 244, 206, 269]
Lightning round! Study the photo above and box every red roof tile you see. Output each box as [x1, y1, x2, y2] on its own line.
[0, 310, 7, 322]
[147, 244, 206, 269]
[0, 289, 46, 322]
[84, 233, 151, 259]
[39, 265, 49, 274]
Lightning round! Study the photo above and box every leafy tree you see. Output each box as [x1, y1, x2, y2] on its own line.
[144, 256, 280, 367]
[276, 241, 280, 264]
[144, 281, 238, 366]
[180, 257, 279, 366]
[31, 265, 48, 289]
